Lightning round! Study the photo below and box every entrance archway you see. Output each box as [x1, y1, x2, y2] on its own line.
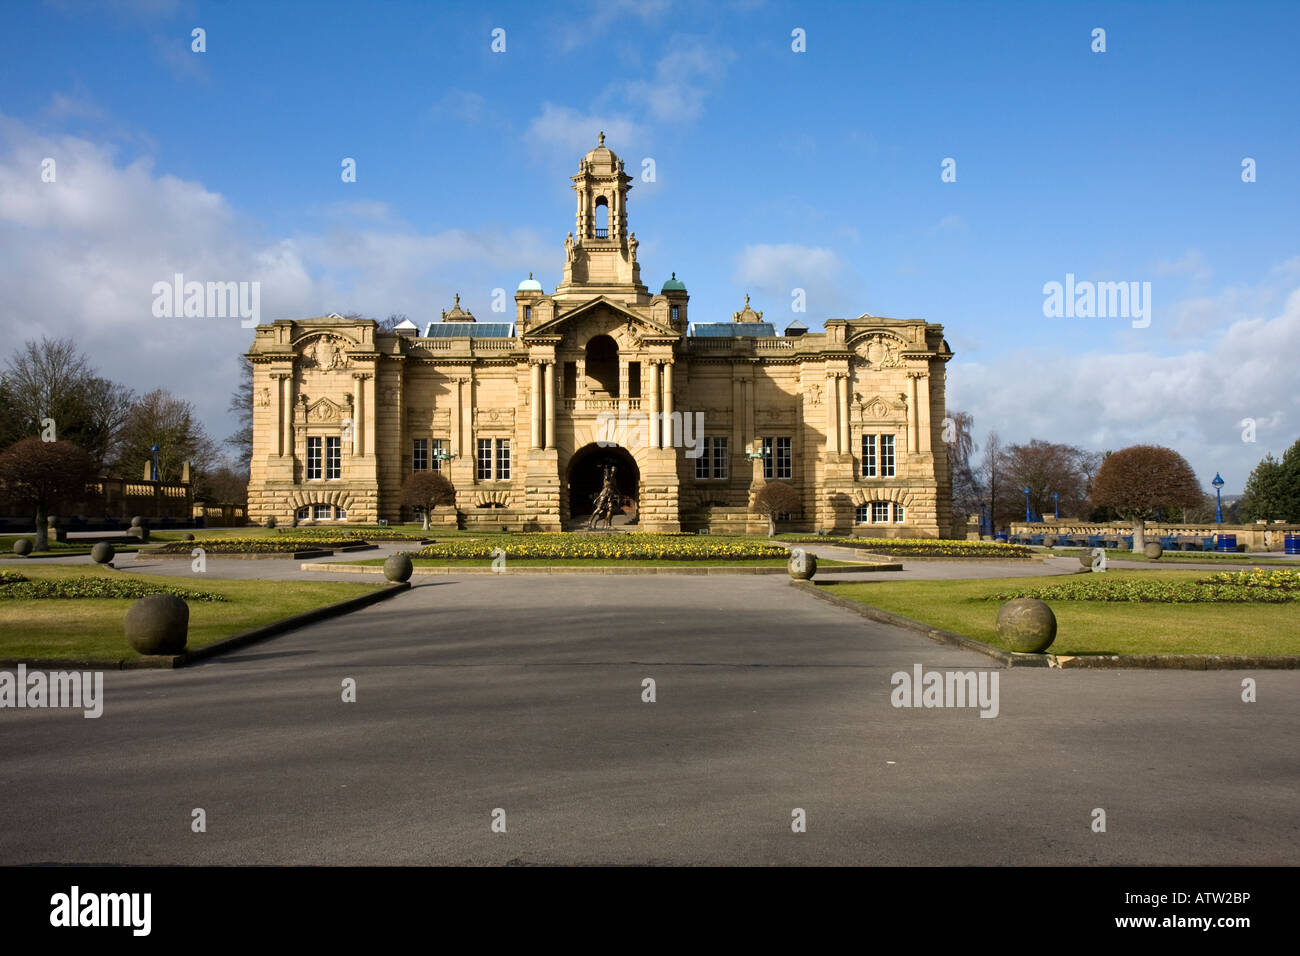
[566, 443, 639, 527]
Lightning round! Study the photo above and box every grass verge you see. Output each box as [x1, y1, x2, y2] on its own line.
[0, 565, 384, 661]
[817, 570, 1300, 656]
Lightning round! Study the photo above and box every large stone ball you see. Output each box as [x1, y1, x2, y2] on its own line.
[124, 594, 189, 655]
[384, 554, 414, 583]
[1144, 542, 1163, 560]
[787, 550, 818, 581]
[13, 538, 32, 556]
[182, 532, 195, 541]
[1078, 554, 1095, 568]
[91, 542, 115, 564]
[265, 516, 277, 529]
[130, 515, 146, 529]
[995, 598, 1057, 653]
[1042, 534, 1057, 548]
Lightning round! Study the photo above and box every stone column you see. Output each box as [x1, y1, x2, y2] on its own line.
[451, 376, 463, 459]
[662, 361, 674, 447]
[908, 373, 920, 454]
[917, 373, 932, 453]
[352, 374, 367, 457]
[825, 373, 839, 454]
[273, 373, 287, 457]
[649, 361, 661, 449]
[837, 375, 850, 456]
[364, 373, 376, 458]
[530, 363, 543, 449]
[544, 362, 556, 450]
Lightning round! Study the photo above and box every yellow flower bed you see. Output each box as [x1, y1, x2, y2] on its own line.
[415, 533, 788, 561]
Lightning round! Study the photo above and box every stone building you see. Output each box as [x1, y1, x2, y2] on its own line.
[245, 137, 955, 535]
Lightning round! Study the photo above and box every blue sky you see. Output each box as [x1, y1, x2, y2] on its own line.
[2, 0, 1297, 491]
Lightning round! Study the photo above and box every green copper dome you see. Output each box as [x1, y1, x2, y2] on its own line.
[516, 272, 543, 292]
[661, 272, 686, 293]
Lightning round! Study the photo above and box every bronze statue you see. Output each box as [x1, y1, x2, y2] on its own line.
[588, 463, 620, 530]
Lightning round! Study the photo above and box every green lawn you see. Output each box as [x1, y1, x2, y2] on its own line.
[1056, 547, 1299, 567]
[818, 570, 1300, 656]
[0, 566, 384, 661]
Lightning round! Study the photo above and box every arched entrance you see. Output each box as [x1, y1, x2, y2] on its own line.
[566, 443, 639, 527]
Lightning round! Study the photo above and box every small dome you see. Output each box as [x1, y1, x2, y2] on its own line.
[516, 272, 543, 292]
[583, 131, 619, 168]
[661, 272, 686, 293]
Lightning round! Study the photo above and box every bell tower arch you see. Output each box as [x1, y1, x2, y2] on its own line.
[554, 132, 649, 306]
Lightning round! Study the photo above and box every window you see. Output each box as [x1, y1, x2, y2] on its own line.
[861, 434, 876, 477]
[695, 437, 728, 479]
[855, 504, 869, 524]
[563, 362, 577, 399]
[326, 437, 341, 479]
[671, 305, 680, 321]
[872, 501, 890, 523]
[764, 436, 793, 480]
[313, 504, 332, 520]
[477, 439, 492, 480]
[894, 503, 905, 523]
[337, 508, 348, 521]
[628, 361, 641, 399]
[524, 305, 532, 321]
[296, 506, 311, 520]
[712, 436, 728, 479]
[413, 438, 428, 472]
[430, 438, 445, 473]
[307, 437, 322, 480]
[496, 439, 511, 480]
[880, 434, 895, 477]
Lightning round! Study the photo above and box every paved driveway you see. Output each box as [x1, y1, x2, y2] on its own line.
[1, 575, 1296, 865]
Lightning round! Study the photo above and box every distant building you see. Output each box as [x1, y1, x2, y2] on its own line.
[246, 137, 954, 535]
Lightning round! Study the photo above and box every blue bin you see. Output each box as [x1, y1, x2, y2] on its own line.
[1285, 533, 1300, 555]
[994, 533, 1008, 543]
[1216, 534, 1237, 553]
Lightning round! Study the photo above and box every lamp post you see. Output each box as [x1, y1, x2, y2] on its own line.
[1052, 492, 1060, 519]
[150, 443, 159, 482]
[980, 502, 988, 537]
[1212, 472, 1225, 524]
[1023, 487, 1032, 523]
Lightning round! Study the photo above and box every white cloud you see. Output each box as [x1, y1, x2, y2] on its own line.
[948, 278, 1300, 490]
[733, 243, 860, 319]
[523, 103, 645, 159]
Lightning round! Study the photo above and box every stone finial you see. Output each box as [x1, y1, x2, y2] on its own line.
[598, 131, 605, 147]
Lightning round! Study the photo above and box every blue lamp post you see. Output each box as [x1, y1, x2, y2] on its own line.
[150, 443, 159, 482]
[1212, 472, 1225, 524]
[1023, 487, 1032, 522]
[1052, 492, 1060, 519]
[980, 502, 988, 536]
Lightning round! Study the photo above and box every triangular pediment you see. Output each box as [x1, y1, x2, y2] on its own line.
[522, 295, 677, 341]
[304, 397, 349, 423]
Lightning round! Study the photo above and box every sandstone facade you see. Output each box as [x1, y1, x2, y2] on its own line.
[247, 138, 954, 536]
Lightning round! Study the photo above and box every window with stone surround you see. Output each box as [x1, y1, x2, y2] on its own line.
[862, 434, 896, 478]
[476, 439, 492, 480]
[763, 437, 792, 480]
[326, 437, 341, 479]
[307, 437, 322, 480]
[430, 439, 445, 473]
[496, 439, 511, 481]
[413, 438, 428, 472]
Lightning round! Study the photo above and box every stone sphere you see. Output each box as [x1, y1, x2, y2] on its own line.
[182, 532, 195, 541]
[130, 515, 146, 528]
[1144, 542, 1163, 560]
[265, 516, 277, 529]
[124, 594, 189, 655]
[1042, 534, 1057, 548]
[91, 542, 115, 564]
[13, 538, 32, 556]
[995, 598, 1057, 653]
[383, 554, 414, 583]
[787, 550, 818, 581]
[1078, 554, 1094, 568]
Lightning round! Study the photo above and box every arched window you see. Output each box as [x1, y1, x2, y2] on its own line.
[856, 501, 904, 524]
[585, 334, 619, 397]
[594, 197, 609, 238]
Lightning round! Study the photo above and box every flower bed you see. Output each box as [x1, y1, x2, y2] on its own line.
[781, 536, 1034, 558]
[414, 533, 789, 561]
[272, 528, 429, 541]
[988, 568, 1300, 604]
[153, 538, 358, 554]
[0, 571, 225, 602]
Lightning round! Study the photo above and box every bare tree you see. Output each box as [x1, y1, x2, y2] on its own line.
[751, 481, 802, 537]
[979, 430, 1004, 532]
[113, 389, 218, 482]
[1001, 439, 1098, 520]
[0, 438, 96, 551]
[225, 354, 254, 472]
[1, 337, 133, 470]
[1090, 444, 1203, 551]
[401, 470, 457, 530]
